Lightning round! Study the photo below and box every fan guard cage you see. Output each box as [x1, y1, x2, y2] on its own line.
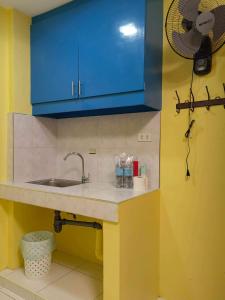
[165, 0, 225, 59]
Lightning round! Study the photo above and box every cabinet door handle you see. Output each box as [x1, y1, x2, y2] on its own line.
[72, 80, 75, 97]
[78, 80, 81, 97]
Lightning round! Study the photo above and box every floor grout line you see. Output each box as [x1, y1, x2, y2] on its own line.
[74, 269, 103, 282]
[52, 259, 103, 280]
[0, 262, 103, 300]
[36, 268, 74, 294]
[37, 268, 103, 298]
[0, 289, 22, 300]
[52, 254, 89, 270]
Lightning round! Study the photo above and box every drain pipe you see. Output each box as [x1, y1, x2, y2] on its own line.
[54, 211, 102, 233]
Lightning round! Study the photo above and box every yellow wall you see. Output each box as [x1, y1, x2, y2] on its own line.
[0, 7, 102, 268]
[0, 7, 13, 269]
[0, 7, 31, 269]
[0, 8, 31, 179]
[160, 1, 225, 299]
[0, 7, 10, 181]
[55, 214, 102, 264]
[9, 10, 31, 114]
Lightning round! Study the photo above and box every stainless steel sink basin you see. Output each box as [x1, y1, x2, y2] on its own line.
[28, 178, 82, 188]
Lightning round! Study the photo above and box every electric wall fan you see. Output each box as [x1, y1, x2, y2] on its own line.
[165, 0, 225, 75]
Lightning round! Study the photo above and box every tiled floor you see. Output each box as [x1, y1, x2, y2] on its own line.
[0, 287, 24, 300]
[0, 260, 103, 300]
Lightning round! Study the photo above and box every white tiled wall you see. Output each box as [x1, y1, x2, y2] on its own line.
[56, 112, 160, 189]
[12, 112, 160, 189]
[12, 114, 57, 182]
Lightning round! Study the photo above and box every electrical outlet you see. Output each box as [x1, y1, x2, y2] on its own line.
[138, 133, 152, 142]
[88, 148, 97, 154]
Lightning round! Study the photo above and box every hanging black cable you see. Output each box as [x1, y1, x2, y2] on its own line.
[185, 68, 195, 178]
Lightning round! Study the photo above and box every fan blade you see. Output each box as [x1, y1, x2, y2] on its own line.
[211, 5, 225, 42]
[172, 29, 202, 57]
[178, 0, 201, 21]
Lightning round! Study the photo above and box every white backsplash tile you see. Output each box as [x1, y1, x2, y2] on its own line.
[14, 148, 33, 182]
[12, 112, 160, 189]
[31, 147, 57, 180]
[14, 114, 33, 148]
[98, 115, 127, 149]
[57, 117, 99, 151]
[7, 114, 14, 181]
[57, 112, 160, 189]
[32, 117, 57, 148]
[12, 114, 57, 182]
[97, 149, 117, 185]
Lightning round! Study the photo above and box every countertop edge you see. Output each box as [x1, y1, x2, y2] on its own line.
[0, 184, 119, 222]
[0, 182, 158, 223]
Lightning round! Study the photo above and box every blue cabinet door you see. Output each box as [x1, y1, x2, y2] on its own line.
[31, 7, 79, 103]
[77, 0, 145, 99]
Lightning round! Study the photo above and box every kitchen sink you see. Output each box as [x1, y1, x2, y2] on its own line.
[28, 178, 82, 188]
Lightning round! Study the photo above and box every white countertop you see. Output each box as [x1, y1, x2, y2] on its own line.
[0, 181, 155, 222]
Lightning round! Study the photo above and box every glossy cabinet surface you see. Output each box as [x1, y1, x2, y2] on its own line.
[31, 0, 163, 118]
[31, 6, 79, 103]
[77, 0, 145, 98]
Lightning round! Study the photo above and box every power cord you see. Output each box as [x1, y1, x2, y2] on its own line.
[185, 68, 195, 178]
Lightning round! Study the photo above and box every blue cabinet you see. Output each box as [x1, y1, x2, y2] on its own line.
[31, 5, 79, 103]
[31, 0, 163, 118]
[77, 0, 145, 98]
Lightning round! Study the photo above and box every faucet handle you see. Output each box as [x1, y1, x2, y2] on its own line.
[82, 173, 90, 183]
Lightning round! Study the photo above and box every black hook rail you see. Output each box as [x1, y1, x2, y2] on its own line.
[175, 83, 225, 112]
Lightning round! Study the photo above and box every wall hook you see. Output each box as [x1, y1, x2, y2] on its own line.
[175, 90, 181, 113]
[175, 85, 225, 112]
[205, 86, 211, 110]
[190, 88, 195, 112]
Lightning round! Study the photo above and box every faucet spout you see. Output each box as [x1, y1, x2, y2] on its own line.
[64, 152, 88, 183]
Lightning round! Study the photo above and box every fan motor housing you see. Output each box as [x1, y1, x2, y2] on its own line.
[194, 36, 212, 75]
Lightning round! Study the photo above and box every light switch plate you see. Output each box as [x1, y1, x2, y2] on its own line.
[138, 133, 152, 142]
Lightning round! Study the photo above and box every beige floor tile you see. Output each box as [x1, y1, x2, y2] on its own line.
[0, 270, 14, 277]
[77, 262, 103, 280]
[39, 270, 102, 300]
[0, 278, 36, 300]
[0, 291, 11, 300]
[0, 287, 24, 300]
[4, 263, 72, 293]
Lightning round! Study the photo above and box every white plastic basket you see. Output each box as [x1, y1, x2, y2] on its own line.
[21, 231, 55, 279]
[24, 253, 52, 279]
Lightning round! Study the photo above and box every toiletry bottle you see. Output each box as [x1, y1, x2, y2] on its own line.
[123, 154, 134, 188]
[133, 159, 139, 177]
[124, 166, 133, 188]
[115, 166, 124, 188]
[140, 164, 148, 189]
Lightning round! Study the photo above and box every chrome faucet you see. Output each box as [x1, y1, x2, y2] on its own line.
[64, 152, 89, 184]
